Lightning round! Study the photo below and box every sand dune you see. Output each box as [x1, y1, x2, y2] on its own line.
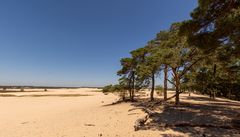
[0, 88, 239, 137]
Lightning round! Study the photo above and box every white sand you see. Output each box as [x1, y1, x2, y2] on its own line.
[0, 88, 184, 137]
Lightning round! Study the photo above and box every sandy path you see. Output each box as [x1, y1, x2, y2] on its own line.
[0, 88, 184, 137]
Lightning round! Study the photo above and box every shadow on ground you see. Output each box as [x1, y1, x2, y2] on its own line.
[131, 95, 240, 137]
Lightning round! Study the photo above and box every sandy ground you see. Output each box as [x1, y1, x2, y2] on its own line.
[0, 88, 181, 137]
[0, 88, 239, 137]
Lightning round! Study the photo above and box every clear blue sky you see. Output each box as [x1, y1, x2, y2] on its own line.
[0, 0, 197, 87]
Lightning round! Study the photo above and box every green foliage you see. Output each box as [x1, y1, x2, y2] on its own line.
[156, 85, 163, 91]
[181, 0, 240, 56]
[102, 83, 129, 100]
[102, 85, 113, 93]
[155, 85, 163, 96]
[114, 0, 240, 103]
[179, 0, 240, 100]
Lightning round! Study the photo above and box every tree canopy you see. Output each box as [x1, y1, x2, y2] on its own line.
[104, 0, 240, 104]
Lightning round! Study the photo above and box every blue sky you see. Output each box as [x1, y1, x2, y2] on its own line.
[0, 0, 197, 87]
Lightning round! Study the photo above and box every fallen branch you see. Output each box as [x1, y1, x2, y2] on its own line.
[134, 115, 149, 131]
[129, 107, 158, 131]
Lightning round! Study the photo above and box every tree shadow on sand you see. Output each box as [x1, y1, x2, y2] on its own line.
[131, 96, 240, 137]
[184, 96, 240, 107]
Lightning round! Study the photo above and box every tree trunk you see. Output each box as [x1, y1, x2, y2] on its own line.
[228, 85, 232, 99]
[213, 91, 216, 99]
[173, 68, 180, 105]
[212, 64, 217, 99]
[122, 90, 126, 101]
[128, 78, 132, 100]
[209, 90, 212, 98]
[150, 72, 155, 101]
[131, 90, 134, 101]
[164, 64, 168, 101]
[129, 89, 132, 100]
[201, 80, 204, 94]
[131, 71, 135, 101]
[175, 79, 180, 105]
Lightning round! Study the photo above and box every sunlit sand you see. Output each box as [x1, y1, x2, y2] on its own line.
[0, 88, 239, 137]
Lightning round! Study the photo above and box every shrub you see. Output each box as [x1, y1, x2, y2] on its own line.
[156, 85, 163, 96]
[102, 85, 113, 93]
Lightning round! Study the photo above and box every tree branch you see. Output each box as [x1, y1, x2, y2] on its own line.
[167, 79, 176, 87]
[180, 57, 203, 78]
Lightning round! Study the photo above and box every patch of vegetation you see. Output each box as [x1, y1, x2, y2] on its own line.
[155, 85, 163, 96]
